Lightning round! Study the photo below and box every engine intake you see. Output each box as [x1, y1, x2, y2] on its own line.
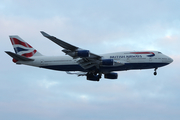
[102, 59, 114, 65]
[104, 73, 118, 79]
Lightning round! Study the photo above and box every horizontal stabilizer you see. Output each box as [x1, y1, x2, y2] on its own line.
[5, 51, 34, 61]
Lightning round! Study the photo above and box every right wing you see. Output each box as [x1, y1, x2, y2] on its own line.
[41, 31, 102, 70]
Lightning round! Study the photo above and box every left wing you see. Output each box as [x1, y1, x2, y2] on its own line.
[41, 31, 78, 51]
[40, 31, 102, 70]
[66, 71, 87, 76]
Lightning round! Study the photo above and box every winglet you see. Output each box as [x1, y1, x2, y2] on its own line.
[40, 31, 51, 37]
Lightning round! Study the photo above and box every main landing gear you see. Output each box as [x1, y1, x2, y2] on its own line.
[154, 68, 158, 76]
[86, 71, 102, 81]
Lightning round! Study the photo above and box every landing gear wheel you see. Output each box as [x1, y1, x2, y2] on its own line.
[86, 72, 101, 81]
[98, 73, 102, 79]
[86, 72, 94, 80]
[154, 72, 157, 76]
[154, 68, 158, 76]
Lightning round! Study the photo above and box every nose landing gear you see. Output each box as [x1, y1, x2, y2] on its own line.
[154, 68, 158, 75]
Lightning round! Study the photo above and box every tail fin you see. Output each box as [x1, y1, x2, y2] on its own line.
[9, 35, 42, 57]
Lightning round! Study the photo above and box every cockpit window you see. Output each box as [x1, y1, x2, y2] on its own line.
[158, 52, 162, 54]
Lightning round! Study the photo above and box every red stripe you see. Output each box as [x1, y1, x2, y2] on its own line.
[11, 38, 32, 48]
[10, 38, 14, 45]
[12, 58, 18, 63]
[22, 50, 37, 57]
[130, 52, 154, 54]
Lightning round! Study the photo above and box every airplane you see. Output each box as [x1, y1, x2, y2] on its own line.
[5, 31, 173, 81]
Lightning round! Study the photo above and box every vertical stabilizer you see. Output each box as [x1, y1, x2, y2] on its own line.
[9, 36, 42, 57]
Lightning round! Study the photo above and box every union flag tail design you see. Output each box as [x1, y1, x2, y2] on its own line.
[9, 35, 42, 57]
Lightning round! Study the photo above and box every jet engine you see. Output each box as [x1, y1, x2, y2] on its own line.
[104, 73, 118, 79]
[77, 50, 90, 57]
[101, 59, 114, 65]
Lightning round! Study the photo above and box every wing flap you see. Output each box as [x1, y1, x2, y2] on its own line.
[77, 58, 100, 69]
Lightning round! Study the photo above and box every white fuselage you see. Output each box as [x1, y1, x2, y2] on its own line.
[17, 51, 173, 73]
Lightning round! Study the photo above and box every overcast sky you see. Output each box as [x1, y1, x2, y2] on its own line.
[1, 0, 180, 120]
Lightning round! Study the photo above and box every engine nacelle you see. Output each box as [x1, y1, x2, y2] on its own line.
[102, 59, 114, 65]
[77, 50, 90, 57]
[104, 73, 118, 79]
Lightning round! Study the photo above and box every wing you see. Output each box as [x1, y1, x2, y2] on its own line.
[66, 71, 87, 76]
[41, 31, 78, 51]
[40, 31, 102, 70]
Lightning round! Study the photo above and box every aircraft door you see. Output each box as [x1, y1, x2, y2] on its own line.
[127, 57, 131, 62]
[149, 57, 152, 62]
[40, 59, 44, 65]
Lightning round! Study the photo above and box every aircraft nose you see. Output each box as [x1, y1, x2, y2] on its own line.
[168, 57, 173, 63]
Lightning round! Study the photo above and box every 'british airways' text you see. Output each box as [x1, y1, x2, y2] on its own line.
[110, 55, 142, 59]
